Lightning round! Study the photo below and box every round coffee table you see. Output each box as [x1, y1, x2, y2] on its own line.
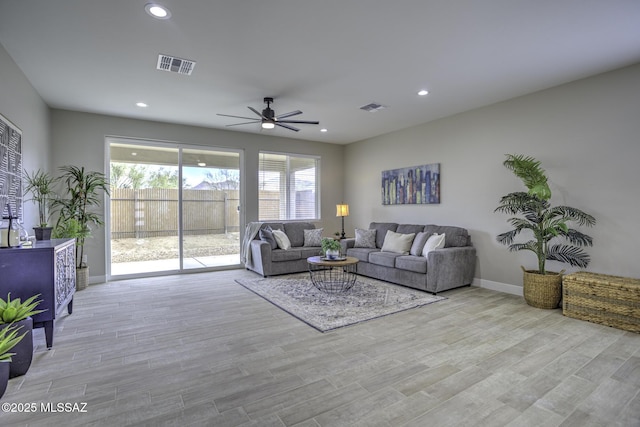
[307, 256, 359, 293]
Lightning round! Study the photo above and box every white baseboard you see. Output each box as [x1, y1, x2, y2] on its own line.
[472, 278, 523, 296]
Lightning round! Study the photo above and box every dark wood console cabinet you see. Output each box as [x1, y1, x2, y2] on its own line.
[0, 238, 75, 348]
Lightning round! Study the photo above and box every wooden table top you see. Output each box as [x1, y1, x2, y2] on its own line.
[306, 256, 359, 266]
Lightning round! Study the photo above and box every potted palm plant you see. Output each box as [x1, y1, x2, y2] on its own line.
[53, 165, 109, 291]
[495, 154, 596, 309]
[0, 324, 26, 398]
[0, 293, 44, 378]
[23, 169, 58, 240]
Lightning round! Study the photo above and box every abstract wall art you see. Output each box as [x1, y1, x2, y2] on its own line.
[382, 163, 440, 205]
[0, 113, 23, 219]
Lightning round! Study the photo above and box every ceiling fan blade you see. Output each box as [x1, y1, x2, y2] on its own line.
[277, 120, 320, 125]
[276, 110, 302, 119]
[275, 122, 300, 132]
[226, 121, 261, 127]
[248, 106, 266, 119]
[217, 113, 260, 120]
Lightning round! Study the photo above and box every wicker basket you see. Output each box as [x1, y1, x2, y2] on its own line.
[522, 266, 563, 309]
[563, 271, 640, 332]
[76, 267, 89, 291]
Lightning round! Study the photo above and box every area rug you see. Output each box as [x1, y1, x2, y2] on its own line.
[235, 273, 446, 332]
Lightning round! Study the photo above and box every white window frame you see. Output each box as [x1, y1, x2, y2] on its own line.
[258, 151, 320, 221]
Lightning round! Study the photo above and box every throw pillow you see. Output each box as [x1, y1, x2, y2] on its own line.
[410, 231, 430, 256]
[381, 230, 415, 254]
[259, 226, 278, 250]
[354, 228, 376, 248]
[422, 233, 446, 257]
[303, 227, 323, 247]
[272, 229, 292, 250]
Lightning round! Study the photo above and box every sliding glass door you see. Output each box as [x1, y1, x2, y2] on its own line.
[181, 147, 241, 270]
[108, 139, 242, 277]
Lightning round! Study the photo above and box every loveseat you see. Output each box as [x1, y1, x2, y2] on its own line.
[245, 222, 323, 277]
[341, 222, 476, 294]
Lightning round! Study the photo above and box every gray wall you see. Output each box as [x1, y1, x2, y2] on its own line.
[5, 37, 639, 289]
[345, 63, 640, 288]
[51, 109, 345, 280]
[0, 42, 50, 226]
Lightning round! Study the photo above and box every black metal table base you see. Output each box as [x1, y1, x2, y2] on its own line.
[308, 263, 357, 293]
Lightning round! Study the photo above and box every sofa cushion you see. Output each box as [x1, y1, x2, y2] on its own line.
[347, 247, 379, 262]
[410, 231, 430, 256]
[284, 222, 315, 247]
[369, 251, 399, 268]
[303, 228, 323, 247]
[422, 233, 445, 256]
[272, 229, 292, 250]
[424, 225, 469, 247]
[381, 230, 415, 255]
[396, 224, 425, 235]
[369, 222, 398, 248]
[271, 248, 301, 262]
[300, 247, 322, 258]
[260, 222, 284, 233]
[259, 226, 278, 250]
[395, 255, 428, 274]
[355, 228, 376, 248]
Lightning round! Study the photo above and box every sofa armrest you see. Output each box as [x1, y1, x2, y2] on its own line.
[340, 238, 355, 254]
[249, 239, 273, 276]
[426, 246, 476, 293]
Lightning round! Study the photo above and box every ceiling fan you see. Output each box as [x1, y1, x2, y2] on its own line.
[217, 97, 319, 132]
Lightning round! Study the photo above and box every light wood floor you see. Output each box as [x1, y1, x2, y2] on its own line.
[3, 269, 639, 426]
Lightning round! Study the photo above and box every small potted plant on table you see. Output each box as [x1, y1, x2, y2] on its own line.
[23, 169, 57, 240]
[321, 237, 342, 260]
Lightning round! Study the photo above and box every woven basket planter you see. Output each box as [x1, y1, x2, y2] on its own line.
[76, 267, 89, 291]
[522, 266, 564, 309]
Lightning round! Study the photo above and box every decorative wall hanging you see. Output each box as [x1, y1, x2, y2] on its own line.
[0, 113, 23, 219]
[382, 163, 440, 205]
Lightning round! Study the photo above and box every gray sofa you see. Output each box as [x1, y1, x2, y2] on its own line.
[341, 222, 476, 294]
[246, 222, 322, 277]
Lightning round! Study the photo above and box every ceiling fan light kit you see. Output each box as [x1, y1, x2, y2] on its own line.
[218, 97, 319, 132]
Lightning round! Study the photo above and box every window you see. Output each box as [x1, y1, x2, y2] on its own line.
[259, 152, 320, 221]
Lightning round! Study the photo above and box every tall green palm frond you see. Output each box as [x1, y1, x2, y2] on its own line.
[495, 154, 595, 274]
[546, 244, 591, 268]
[502, 154, 551, 200]
[54, 166, 110, 268]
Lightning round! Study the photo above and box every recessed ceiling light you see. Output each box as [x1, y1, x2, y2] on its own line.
[320, 128, 328, 133]
[131, 152, 137, 156]
[418, 90, 429, 96]
[136, 102, 148, 108]
[198, 162, 206, 167]
[145, 3, 171, 19]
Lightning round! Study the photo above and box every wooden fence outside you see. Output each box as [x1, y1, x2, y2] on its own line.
[111, 188, 244, 239]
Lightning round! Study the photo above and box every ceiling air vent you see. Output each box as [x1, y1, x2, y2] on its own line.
[359, 102, 387, 112]
[156, 54, 196, 75]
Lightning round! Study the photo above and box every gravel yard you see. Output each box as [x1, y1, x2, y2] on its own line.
[111, 233, 240, 263]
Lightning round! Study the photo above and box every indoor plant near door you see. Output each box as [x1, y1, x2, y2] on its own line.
[495, 154, 596, 309]
[0, 293, 44, 378]
[53, 165, 110, 291]
[23, 169, 58, 240]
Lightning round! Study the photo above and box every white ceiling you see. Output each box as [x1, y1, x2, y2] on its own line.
[1, 1, 639, 144]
